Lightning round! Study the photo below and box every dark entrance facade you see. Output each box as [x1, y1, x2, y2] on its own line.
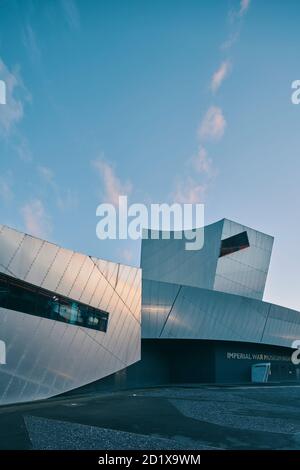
[128, 339, 299, 386]
[66, 339, 300, 397]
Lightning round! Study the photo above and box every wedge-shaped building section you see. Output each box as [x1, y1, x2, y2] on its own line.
[0, 225, 141, 405]
[141, 218, 273, 300]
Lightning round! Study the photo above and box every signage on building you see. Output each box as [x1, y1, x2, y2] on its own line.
[226, 351, 290, 362]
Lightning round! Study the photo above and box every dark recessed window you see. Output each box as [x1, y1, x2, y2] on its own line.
[219, 231, 250, 258]
[0, 272, 109, 333]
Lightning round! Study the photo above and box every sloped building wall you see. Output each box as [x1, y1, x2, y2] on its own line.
[0, 225, 141, 405]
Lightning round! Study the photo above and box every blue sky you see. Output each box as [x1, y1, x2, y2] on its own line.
[0, 0, 300, 311]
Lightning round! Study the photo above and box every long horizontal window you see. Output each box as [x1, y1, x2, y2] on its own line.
[0, 272, 109, 332]
[219, 231, 250, 257]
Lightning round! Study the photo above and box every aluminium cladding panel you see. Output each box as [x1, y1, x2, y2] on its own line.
[214, 219, 274, 300]
[91, 257, 142, 322]
[141, 279, 181, 338]
[0, 306, 127, 405]
[261, 303, 300, 348]
[141, 220, 224, 290]
[158, 284, 270, 343]
[0, 226, 25, 274]
[91, 257, 119, 287]
[0, 226, 141, 404]
[147, 279, 300, 349]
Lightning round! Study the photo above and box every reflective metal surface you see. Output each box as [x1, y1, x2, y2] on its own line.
[142, 279, 300, 348]
[0, 226, 141, 405]
[141, 218, 300, 350]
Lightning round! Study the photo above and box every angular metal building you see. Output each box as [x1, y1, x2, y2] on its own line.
[0, 217, 299, 405]
[137, 219, 300, 384]
[0, 225, 141, 405]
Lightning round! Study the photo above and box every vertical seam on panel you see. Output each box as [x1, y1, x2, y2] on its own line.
[159, 285, 182, 338]
[54, 252, 74, 292]
[24, 240, 45, 280]
[80, 328, 127, 366]
[0, 263, 17, 277]
[115, 265, 132, 300]
[90, 257, 141, 324]
[40, 246, 60, 287]
[260, 303, 272, 343]
[90, 257, 111, 286]
[87, 268, 105, 306]
[115, 263, 120, 289]
[66, 255, 86, 298]
[6, 233, 26, 269]
[124, 268, 139, 311]
[78, 262, 96, 301]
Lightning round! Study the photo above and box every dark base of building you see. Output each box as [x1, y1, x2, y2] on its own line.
[62, 339, 300, 397]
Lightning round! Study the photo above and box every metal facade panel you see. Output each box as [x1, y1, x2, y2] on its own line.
[78, 265, 101, 305]
[8, 235, 45, 281]
[124, 268, 142, 321]
[142, 279, 181, 338]
[55, 252, 87, 297]
[0, 226, 25, 273]
[141, 218, 274, 301]
[25, 241, 60, 286]
[0, 306, 126, 405]
[115, 265, 136, 306]
[68, 256, 95, 300]
[91, 257, 119, 287]
[0, 226, 142, 405]
[160, 284, 269, 343]
[41, 248, 74, 292]
[124, 267, 142, 321]
[261, 304, 300, 347]
[140, 217, 299, 351]
[143, 278, 300, 352]
[141, 220, 223, 290]
[91, 257, 141, 319]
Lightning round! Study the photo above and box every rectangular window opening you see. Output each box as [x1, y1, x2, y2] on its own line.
[219, 231, 250, 258]
[0, 272, 109, 332]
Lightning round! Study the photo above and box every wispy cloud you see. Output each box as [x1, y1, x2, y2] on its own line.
[171, 95, 226, 205]
[21, 199, 52, 239]
[239, 0, 251, 17]
[22, 24, 41, 63]
[199, 106, 226, 141]
[0, 80, 5, 105]
[92, 158, 132, 206]
[171, 143, 215, 204]
[38, 165, 77, 210]
[61, 0, 81, 31]
[38, 165, 54, 183]
[13, 135, 32, 162]
[172, 177, 207, 204]
[222, 0, 251, 49]
[171, 0, 251, 205]
[56, 188, 77, 211]
[0, 58, 30, 136]
[221, 31, 240, 51]
[211, 61, 231, 93]
[192, 146, 213, 176]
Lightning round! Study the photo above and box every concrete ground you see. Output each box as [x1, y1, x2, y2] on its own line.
[1, 384, 300, 450]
